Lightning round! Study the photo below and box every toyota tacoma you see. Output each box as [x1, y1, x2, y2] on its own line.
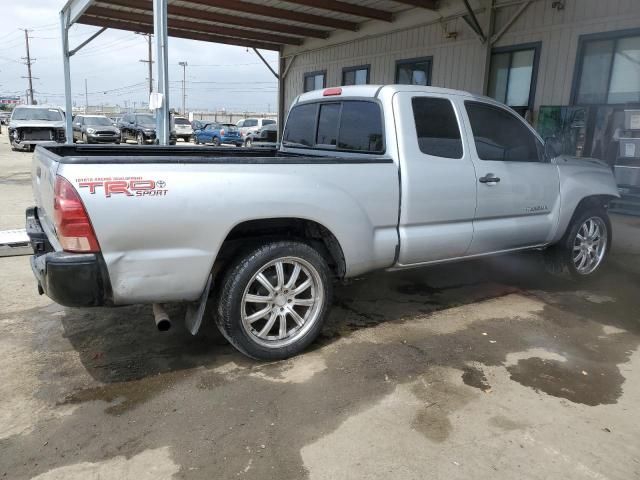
[26, 85, 619, 360]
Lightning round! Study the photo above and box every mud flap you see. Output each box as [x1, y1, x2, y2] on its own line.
[185, 274, 213, 335]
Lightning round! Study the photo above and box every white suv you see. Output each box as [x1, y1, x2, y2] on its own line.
[236, 118, 276, 142]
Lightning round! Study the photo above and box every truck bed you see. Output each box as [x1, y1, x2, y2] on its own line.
[39, 144, 393, 165]
[32, 143, 400, 305]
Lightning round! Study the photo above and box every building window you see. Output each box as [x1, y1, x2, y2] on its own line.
[304, 71, 326, 93]
[395, 57, 432, 86]
[573, 30, 640, 105]
[488, 43, 541, 114]
[342, 65, 370, 85]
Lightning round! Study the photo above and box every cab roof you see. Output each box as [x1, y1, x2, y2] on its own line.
[295, 85, 474, 104]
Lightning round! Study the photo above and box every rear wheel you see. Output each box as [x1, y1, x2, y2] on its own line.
[245, 138, 252, 148]
[216, 241, 332, 360]
[212, 136, 221, 146]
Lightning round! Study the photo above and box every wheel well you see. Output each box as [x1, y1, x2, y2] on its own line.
[214, 218, 346, 281]
[573, 194, 616, 217]
[562, 194, 616, 240]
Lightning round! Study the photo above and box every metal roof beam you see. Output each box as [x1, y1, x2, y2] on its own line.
[95, 0, 329, 39]
[389, 0, 439, 9]
[181, 0, 359, 31]
[85, 6, 303, 45]
[79, 16, 281, 50]
[281, 0, 393, 22]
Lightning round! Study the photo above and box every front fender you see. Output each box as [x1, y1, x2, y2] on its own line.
[552, 160, 619, 243]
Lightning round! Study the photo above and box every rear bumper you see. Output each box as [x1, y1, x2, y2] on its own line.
[26, 207, 112, 307]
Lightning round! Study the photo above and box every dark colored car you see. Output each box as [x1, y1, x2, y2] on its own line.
[244, 123, 278, 148]
[194, 122, 242, 146]
[73, 115, 120, 144]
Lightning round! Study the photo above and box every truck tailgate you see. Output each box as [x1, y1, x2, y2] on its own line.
[31, 146, 61, 249]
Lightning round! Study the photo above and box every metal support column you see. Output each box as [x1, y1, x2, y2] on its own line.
[153, 0, 170, 145]
[60, 10, 73, 145]
[277, 50, 285, 141]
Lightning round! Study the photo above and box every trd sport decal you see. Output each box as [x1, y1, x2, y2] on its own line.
[76, 177, 168, 197]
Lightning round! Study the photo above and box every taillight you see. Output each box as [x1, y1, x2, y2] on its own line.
[220, 129, 225, 136]
[54, 176, 100, 253]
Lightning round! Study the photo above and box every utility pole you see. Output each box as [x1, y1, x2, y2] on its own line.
[84, 79, 88, 113]
[138, 33, 154, 95]
[178, 61, 187, 115]
[22, 29, 35, 105]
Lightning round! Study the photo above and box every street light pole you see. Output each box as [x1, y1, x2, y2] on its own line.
[178, 61, 187, 116]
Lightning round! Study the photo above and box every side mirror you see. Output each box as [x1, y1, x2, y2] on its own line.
[544, 136, 562, 160]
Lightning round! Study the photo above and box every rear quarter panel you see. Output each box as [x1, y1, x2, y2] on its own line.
[57, 161, 399, 304]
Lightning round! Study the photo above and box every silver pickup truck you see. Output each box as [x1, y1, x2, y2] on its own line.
[27, 85, 619, 360]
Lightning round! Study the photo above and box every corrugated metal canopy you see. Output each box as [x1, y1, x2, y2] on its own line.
[69, 0, 439, 51]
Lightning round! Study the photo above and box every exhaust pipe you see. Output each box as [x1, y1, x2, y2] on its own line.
[152, 303, 171, 332]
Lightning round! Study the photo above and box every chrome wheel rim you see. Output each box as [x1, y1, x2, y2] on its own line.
[241, 256, 324, 349]
[573, 217, 607, 275]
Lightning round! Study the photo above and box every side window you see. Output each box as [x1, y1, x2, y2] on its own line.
[283, 103, 317, 147]
[338, 101, 383, 152]
[237, 120, 244, 128]
[411, 97, 463, 159]
[316, 103, 340, 146]
[465, 101, 541, 162]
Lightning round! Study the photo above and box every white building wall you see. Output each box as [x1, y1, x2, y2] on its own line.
[282, 0, 640, 116]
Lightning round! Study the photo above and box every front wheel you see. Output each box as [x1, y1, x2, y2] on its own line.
[553, 208, 611, 279]
[212, 137, 221, 146]
[216, 241, 333, 360]
[245, 138, 252, 148]
[136, 132, 144, 145]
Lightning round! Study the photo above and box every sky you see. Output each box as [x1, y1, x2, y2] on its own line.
[0, 0, 279, 113]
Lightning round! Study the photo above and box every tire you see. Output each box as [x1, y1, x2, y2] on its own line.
[82, 133, 90, 144]
[136, 132, 144, 145]
[245, 138, 252, 148]
[236, 143, 242, 147]
[212, 137, 221, 147]
[550, 207, 612, 279]
[216, 240, 333, 361]
[194, 136, 200, 145]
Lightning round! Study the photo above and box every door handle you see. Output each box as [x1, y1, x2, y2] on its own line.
[479, 174, 501, 184]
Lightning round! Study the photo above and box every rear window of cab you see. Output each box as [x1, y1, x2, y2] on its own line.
[283, 100, 384, 154]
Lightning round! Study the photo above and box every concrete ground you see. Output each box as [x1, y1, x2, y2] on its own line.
[0, 133, 639, 480]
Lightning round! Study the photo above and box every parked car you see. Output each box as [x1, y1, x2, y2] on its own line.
[174, 116, 194, 142]
[118, 113, 176, 145]
[194, 122, 242, 146]
[191, 119, 207, 131]
[244, 123, 278, 148]
[0, 112, 11, 125]
[236, 118, 276, 139]
[73, 115, 120, 144]
[8, 105, 65, 151]
[27, 85, 619, 361]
